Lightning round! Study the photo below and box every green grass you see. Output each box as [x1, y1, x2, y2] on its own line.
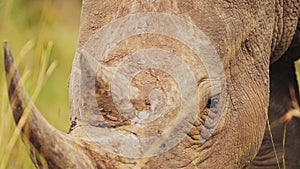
[0, 0, 81, 168]
[296, 62, 300, 89]
[1, 1, 300, 169]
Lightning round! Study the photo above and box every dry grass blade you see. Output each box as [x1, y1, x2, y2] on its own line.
[0, 41, 57, 169]
[280, 85, 300, 123]
[267, 117, 281, 169]
[0, 1, 79, 168]
[278, 85, 300, 169]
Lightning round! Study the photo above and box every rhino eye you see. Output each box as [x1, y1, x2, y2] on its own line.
[206, 96, 219, 108]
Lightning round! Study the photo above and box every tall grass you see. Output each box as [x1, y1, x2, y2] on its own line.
[1, 1, 300, 169]
[0, 0, 80, 168]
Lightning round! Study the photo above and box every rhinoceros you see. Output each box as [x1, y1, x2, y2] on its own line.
[4, 0, 300, 168]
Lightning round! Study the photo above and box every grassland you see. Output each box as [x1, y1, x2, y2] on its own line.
[1, 1, 300, 169]
[0, 0, 81, 168]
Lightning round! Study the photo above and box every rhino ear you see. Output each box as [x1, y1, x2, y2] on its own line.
[4, 41, 93, 168]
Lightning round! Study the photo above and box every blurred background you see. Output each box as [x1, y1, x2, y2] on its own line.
[1, 1, 300, 169]
[0, 0, 81, 168]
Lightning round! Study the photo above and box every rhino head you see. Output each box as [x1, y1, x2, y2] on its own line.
[4, 0, 300, 168]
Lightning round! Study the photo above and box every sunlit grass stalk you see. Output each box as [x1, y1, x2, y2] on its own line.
[0, 41, 57, 169]
[34, 0, 53, 76]
[0, 63, 29, 169]
[267, 117, 281, 169]
[0, 85, 8, 153]
[15, 40, 35, 67]
[31, 41, 55, 102]
[282, 124, 287, 169]
[0, 101, 31, 169]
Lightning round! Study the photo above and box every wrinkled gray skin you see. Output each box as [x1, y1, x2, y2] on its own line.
[4, 0, 300, 168]
[250, 21, 300, 168]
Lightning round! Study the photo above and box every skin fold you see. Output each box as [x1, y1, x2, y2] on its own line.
[250, 19, 300, 169]
[4, 0, 300, 168]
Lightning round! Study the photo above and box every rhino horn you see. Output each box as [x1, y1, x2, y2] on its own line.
[3, 41, 93, 169]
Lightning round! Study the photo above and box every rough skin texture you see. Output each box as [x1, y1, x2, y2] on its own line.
[4, 0, 300, 169]
[249, 59, 300, 169]
[250, 17, 300, 169]
[67, 0, 299, 168]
